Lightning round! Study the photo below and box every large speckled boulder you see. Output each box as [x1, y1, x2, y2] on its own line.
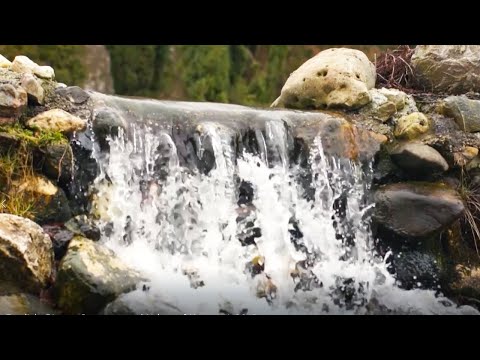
[374, 182, 465, 238]
[55, 236, 144, 314]
[412, 45, 480, 94]
[0, 214, 53, 293]
[272, 48, 376, 110]
[26, 109, 87, 134]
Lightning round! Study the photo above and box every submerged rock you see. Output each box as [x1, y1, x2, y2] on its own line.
[65, 215, 101, 241]
[391, 251, 440, 290]
[0, 214, 53, 293]
[272, 48, 375, 110]
[0, 83, 27, 125]
[394, 112, 430, 140]
[439, 96, 480, 133]
[412, 45, 480, 94]
[26, 109, 86, 134]
[92, 107, 127, 150]
[55, 236, 144, 314]
[374, 182, 465, 238]
[389, 142, 449, 175]
[101, 291, 183, 315]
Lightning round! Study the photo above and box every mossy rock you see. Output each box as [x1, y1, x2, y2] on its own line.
[54, 236, 144, 314]
[40, 142, 74, 183]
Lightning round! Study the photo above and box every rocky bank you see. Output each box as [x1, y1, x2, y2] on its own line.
[0, 46, 480, 314]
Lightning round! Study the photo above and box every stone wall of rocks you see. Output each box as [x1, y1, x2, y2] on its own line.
[0, 54, 143, 314]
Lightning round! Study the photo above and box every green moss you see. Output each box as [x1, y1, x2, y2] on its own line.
[0, 123, 68, 219]
[0, 124, 67, 147]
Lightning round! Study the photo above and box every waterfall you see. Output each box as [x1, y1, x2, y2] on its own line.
[85, 94, 478, 315]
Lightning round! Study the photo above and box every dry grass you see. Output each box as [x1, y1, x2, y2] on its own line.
[458, 169, 480, 258]
[0, 143, 38, 219]
[375, 45, 419, 92]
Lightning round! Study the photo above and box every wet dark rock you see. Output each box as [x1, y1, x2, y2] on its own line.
[11, 175, 72, 225]
[374, 182, 465, 238]
[92, 107, 127, 150]
[0, 132, 20, 155]
[238, 222, 262, 246]
[55, 86, 90, 105]
[245, 256, 265, 277]
[332, 277, 367, 310]
[40, 142, 74, 184]
[36, 187, 72, 225]
[391, 251, 440, 290]
[65, 215, 101, 241]
[42, 224, 74, 261]
[67, 129, 99, 215]
[389, 142, 449, 175]
[238, 180, 254, 206]
[101, 292, 182, 315]
[372, 148, 402, 184]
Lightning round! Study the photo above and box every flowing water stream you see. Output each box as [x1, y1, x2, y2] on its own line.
[82, 93, 478, 315]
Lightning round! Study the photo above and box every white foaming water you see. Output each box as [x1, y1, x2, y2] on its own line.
[91, 120, 478, 315]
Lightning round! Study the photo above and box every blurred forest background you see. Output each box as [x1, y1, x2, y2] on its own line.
[0, 45, 394, 106]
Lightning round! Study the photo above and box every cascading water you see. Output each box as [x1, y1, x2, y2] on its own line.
[85, 94, 478, 315]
